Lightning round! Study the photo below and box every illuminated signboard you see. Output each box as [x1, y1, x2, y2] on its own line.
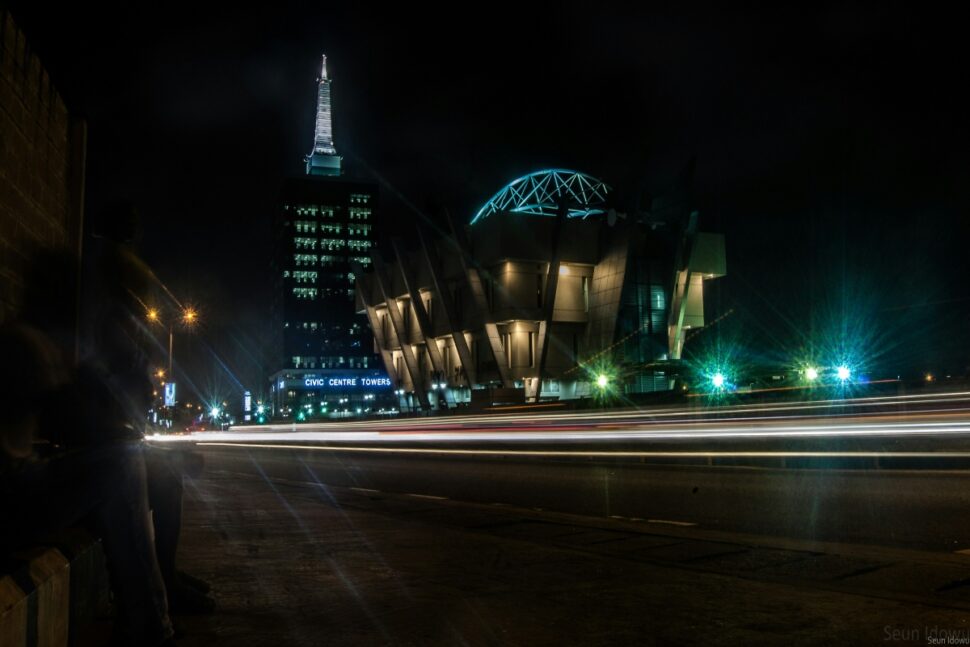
[302, 375, 392, 390]
[164, 382, 177, 407]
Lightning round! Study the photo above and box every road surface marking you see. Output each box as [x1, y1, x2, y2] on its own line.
[647, 519, 698, 527]
[350, 487, 381, 494]
[406, 493, 448, 500]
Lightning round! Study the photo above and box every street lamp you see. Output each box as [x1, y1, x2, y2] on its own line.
[147, 306, 199, 376]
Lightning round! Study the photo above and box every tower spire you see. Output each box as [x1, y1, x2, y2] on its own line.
[306, 53, 341, 176]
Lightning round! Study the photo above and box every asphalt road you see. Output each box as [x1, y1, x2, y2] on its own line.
[180, 445, 970, 555]
[157, 390, 970, 554]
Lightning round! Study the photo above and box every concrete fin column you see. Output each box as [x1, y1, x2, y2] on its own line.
[417, 226, 477, 387]
[445, 212, 513, 388]
[391, 239, 447, 380]
[667, 269, 692, 360]
[370, 253, 431, 410]
[532, 203, 568, 401]
[351, 263, 400, 388]
[666, 211, 699, 360]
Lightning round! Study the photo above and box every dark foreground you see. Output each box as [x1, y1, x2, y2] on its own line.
[172, 463, 970, 646]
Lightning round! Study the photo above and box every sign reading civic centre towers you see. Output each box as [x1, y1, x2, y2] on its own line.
[301, 375, 393, 390]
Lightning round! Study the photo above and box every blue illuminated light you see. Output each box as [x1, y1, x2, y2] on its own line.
[471, 169, 611, 224]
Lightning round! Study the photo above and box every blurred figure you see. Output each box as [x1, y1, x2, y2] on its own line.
[81, 202, 214, 615]
[0, 262, 176, 646]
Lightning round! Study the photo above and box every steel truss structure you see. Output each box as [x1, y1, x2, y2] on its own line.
[470, 169, 611, 224]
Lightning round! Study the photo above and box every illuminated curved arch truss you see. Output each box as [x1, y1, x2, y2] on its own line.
[470, 169, 612, 225]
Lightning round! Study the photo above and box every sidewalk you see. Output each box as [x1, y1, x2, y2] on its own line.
[175, 471, 969, 646]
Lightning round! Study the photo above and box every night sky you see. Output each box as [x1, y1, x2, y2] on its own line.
[10, 3, 970, 403]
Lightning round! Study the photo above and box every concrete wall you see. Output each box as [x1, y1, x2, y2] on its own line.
[551, 264, 592, 323]
[585, 231, 630, 355]
[0, 11, 85, 322]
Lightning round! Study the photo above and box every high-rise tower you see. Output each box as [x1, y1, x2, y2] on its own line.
[306, 55, 342, 176]
[270, 55, 389, 419]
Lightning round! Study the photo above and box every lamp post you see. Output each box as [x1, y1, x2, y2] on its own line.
[147, 306, 198, 377]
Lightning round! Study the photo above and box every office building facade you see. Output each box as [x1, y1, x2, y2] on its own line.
[355, 168, 726, 410]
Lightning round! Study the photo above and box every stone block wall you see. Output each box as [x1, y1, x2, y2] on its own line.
[0, 10, 85, 322]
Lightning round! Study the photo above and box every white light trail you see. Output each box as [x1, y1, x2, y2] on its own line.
[144, 391, 970, 450]
[150, 418, 970, 445]
[190, 442, 970, 461]
[220, 390, 970, 436]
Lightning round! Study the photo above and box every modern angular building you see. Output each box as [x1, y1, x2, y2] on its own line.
[269, 55, 391, 419]
[354, 167, 725, 410]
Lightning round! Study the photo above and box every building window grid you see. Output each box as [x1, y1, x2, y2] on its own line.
[281, 195, 377, 385]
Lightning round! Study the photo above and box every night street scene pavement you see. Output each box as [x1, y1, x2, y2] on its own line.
[2, 4, 970, 646]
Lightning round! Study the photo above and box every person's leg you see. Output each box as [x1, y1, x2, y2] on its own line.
[144, 445, 183, 586]
[90, 442, 174, 646]
[144, 444, 214, 614]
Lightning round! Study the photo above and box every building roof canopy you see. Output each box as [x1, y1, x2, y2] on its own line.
[470, 169, 611, 225]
